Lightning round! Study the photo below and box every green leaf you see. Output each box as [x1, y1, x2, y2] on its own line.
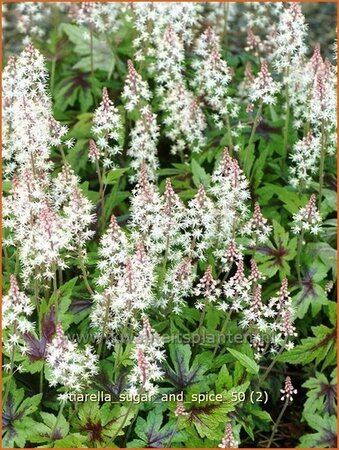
[302, 370, 337, 415]
[61, 24, 115, 73]
[191, 159, 210, 188]
[131, 408, 185, 447]
[164, 344, 211, 390]
[66, 138, 89, 172]
[53, 434, 87, 448]
[103, 168, 129, 184]
[2, 385, 42, 448]
[103, 404, 138, 439]
[67, 113, 93, 139]
[215, 364, 233, 392]
[81, 181, 100, 203]
[308, 243, 337, 278]
[103, 185, 130, 222]
[252, 144, 271, 189]
[227, 348, 259, 374]
[298, 414, 337, 448]
[278, 325, 336, 369]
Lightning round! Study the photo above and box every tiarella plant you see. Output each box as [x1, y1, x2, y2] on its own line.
[2, 2, 337, 449]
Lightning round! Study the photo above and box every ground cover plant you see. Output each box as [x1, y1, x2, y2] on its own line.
[2, 2, 337, 448]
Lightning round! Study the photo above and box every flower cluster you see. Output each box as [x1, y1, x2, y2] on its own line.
[161, 258, 195, 312]
[91, 241, 156, 345]
[91, 87, 122, 168]
[3, 44, 94, 285]
[280, 376, 298, 402]
[211, 148, 250, 253]
[128, 105, 159, 181]
[289, 132, 321, 188]
[184, 184, 217, 260]
[273, 3, 307, 72]
[128, 315, 165, 396]
[194, 265, 221, 309]
[122, 60, 152, 111]
[128, 2, 202, 63]
[68, 2, 122, 33]
[46, 323, 98, 392]
[292, 194, 322, 235]
[2, 276, 34, 355]
[194, 31, 239, 127]
[249, 60, 280, 105]
[238, 278, 297, 358]
[161, 84, 207, 154]
[122, 62, 160, 179]
[155, 25, 185, 87]
[267, 279, 297, 349]
[219, 422, 239, 449]
[242, 202, 272, 246]
[129, 168, 165, 256]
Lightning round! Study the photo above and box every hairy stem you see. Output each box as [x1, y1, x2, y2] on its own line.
[256, 338, 287, 388]
[34, 275, 42, 335]
[282, 69, 290, 164]
[95, 158, 105, 230]
[245, 100, 263, 175]
[51, 402, 65, 439]
[110, 398, 135, 442]
[78, 248, 94, 295]
[40, 363, 44, 395]
[318, 120, 326, 210]
[266, 400, 289, 448]
[213, 309, 232, 357]
[225, 113, 234, 155]
[162, 234, 170, 273]
[14, 251, 20, 276]
[3, 246, 10, 276]
[97, 295, 110, 358]
[53, 266, 58, 319]
[3, 346, 15, 409]
[296, 230, 304, 286]
[50, 58, 56, 96]
[222, 2, 229, 49]
[196, 307, 207, 339]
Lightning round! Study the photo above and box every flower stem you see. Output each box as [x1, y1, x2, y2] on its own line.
[14, 251, 20, 276]
[51, 402, 65, 439]
[110, 398, 135, 442]
[266, 399, 289, 448]
[40, 363, 44, 395]
[282, 69, 290, 164]
[53, 266, 58, 319]
[3, 346, 15, 409]
[196, 308, 207, 340]
[245, 101, 263, 176]
[3, 246, 10, 276]
[222, 2, 229, 49]
[113, 341, 122, 377]
[50, 58, 56, 96]
[78, 248, 94, 295]
[256, 338, 287, 389]
[213, 309, 232, 357]
[162, 234, 170, 273]
[34, 274, 42, 336]
[90, 27, 94, 76]
[225, 113, 234, 155]
[97, 295, 110, 358]
[296, 230, 304, 287]
[95, 158, 105, 228]
[318, 120, 326, 210]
